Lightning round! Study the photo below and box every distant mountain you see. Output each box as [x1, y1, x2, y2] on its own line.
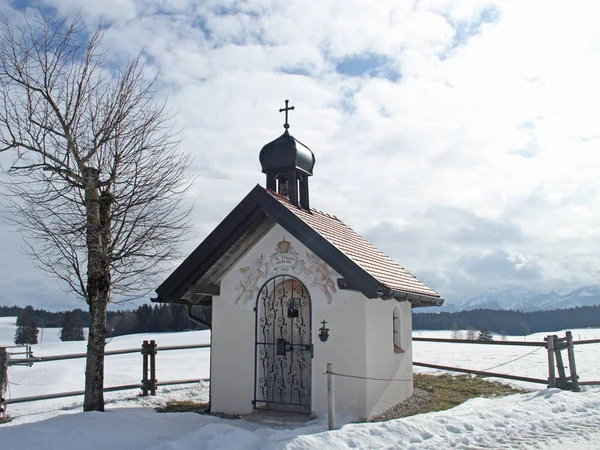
[434, 285, 600, 312]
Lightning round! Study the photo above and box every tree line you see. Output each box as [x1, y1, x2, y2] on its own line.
[2, 304, 207, 345]
[413, 305, 600, 335]
[6, 303, 600, 344]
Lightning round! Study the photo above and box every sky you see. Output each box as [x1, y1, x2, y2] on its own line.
[1, 0, 600, 310]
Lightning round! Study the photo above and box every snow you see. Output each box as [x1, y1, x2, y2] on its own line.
[412, 329, 600, 391]
[1, 316, 600, 449]
[0, 317, 210, 425]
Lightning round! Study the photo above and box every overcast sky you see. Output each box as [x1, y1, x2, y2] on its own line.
[1, 0, 600, 310]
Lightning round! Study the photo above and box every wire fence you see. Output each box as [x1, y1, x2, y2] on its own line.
[479, 346, 544, 372]
[323, 331, 599, 430]
[3, 330, 599, 425]
[413, 331, 600, 389]
[325, 371, 413, 382]
[324, 331, 599, 391]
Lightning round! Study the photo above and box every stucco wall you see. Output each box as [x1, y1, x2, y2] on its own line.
[365, 300, 413, 418]
[312, 290, 368, 418]
[210, 294, 255, 414]
[210, 223, 411, 419]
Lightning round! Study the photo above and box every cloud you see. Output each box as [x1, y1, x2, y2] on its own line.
[457, 249, 542, 282]
[362, 207, 532, 298]
[2, 0, 600, 309]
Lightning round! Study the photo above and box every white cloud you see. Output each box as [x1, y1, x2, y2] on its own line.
[2, 0, 600, 308]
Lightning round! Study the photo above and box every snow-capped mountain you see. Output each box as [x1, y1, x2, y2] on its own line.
[437, 285, 600, 312]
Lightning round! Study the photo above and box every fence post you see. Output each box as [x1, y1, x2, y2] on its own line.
[327, 362, 336, 430]
[0, 347, 7, 420]
[553, 335, 568, 389]
[546, 335, 556, 388]
[150, 340, 157, 396]
[565, 331, 580, 392]
[141, 340, 149, 396]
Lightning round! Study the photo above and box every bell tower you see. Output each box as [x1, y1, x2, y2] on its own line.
[259, 100, 315, 210]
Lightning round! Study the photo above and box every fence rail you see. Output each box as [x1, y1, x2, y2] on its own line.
[0, 341, 211, 417]
[5, 378, 209, 405]
[3, 330, 600, 423]
[572, 338, 600, 345]
[414, 331, 600, 391]
[6, 343, 211, 366]
[413, 337, 546, 347]
[413, 361, 548, 384]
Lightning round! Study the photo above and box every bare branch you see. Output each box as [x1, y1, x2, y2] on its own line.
[0, 10, 193, 411]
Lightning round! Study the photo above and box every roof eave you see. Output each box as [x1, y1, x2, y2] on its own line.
[379, 286, 444, 308]
[155, 184, 268, 301]
[337, 278, 443, 307]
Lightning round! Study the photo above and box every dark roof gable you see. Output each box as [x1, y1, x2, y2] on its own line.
[155, 185, 442, 307]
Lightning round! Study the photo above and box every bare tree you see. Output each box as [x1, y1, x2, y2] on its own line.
[0, 12, 192, 411]
[465, 326, 477, 340]
[450, 322, 463, 340]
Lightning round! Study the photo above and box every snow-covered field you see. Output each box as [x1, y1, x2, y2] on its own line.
[413, 329, 600, 391]
[1, 316, 600, 449]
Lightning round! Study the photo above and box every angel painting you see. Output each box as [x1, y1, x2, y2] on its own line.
[302, 252, 337, 304]
[235, 254, 268, 304]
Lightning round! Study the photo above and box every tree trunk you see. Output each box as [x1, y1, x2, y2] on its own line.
[83, 167, 110, 412]
[84, 293, 108, 411]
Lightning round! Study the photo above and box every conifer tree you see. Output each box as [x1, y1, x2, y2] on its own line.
[477, 326, 494, 341]
[14, 308, 39, 345]
[60, 311, 85, 341]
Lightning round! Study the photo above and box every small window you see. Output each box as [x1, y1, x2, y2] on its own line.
[393, 305, 404, 353]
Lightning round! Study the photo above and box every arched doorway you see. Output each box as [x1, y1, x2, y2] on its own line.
[253, 275, 312, 413]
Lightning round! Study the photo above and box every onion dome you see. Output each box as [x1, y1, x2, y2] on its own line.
[259, 130, 315, 176]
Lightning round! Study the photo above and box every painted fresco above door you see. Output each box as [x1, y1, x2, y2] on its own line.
[221, 227, 347, 311]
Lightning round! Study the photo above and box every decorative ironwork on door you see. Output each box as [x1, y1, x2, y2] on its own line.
[254, 276, 312, 413]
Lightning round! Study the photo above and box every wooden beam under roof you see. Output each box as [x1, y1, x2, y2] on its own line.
[189, 283, 220, 296]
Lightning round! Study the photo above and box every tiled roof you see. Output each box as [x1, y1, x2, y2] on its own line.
[268, 191, 440, 298]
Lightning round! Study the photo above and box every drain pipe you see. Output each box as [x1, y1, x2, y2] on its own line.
[185, 303, 212, 410]
[185, 304, 211, 330]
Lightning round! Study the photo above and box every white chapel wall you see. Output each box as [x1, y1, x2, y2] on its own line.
[365, 299, 413, 418]
[210, 293, 255, 414]
[212, 223, 371, 417]
[311, 290, 368, 418]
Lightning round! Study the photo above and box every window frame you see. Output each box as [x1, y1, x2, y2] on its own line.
[393, 304, 404, 353]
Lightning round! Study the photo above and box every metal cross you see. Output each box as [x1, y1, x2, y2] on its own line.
[279, 99, 295, 129]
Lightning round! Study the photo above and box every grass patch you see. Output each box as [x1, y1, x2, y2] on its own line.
[156, 400, 209, 414]
[156, 401, 241, 419]
[411, 374, 526, 416]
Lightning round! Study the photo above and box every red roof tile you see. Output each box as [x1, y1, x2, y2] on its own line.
[268, 191, 440, 298]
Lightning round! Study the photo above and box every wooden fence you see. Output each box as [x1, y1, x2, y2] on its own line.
[0, 340, 210, 418]
[2, 330, 599, 421]
[3, 345, 33, 367]
[413, 331, 600, 390]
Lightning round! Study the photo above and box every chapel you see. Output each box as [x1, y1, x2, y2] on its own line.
[154, 101, 443, 419]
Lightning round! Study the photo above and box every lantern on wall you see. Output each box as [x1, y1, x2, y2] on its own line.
[319, 320, 329, 342]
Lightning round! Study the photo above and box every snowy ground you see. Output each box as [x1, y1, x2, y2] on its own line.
[412, 329, 600, 390]
[1, 317, 600, 449]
